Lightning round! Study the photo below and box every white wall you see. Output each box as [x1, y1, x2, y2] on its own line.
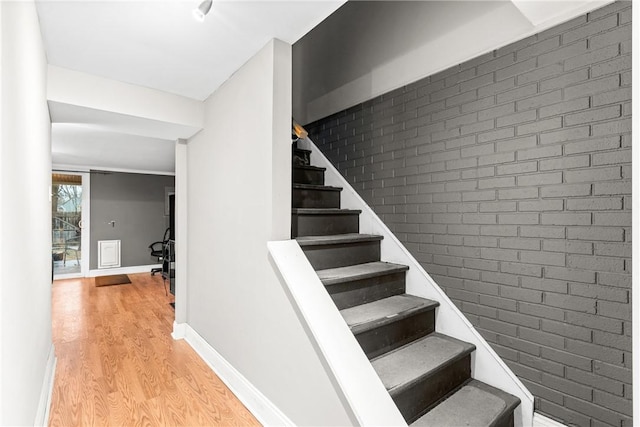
[174, 139, 188, 326]
[293, 0, 612, 124]
[0, 1, 54, 425]
[185, 39, 352, 425]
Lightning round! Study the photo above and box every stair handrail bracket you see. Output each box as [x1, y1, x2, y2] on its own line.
[267, 240, 407, 427]
[298, 137, 535, 427]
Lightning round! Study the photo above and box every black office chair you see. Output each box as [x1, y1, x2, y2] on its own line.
[149, 228, 171, 275]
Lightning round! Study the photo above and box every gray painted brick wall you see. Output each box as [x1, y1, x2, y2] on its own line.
[306, 2, 632, 425]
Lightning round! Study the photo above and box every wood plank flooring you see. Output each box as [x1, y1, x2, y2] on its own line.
[49, 273, 260, 426]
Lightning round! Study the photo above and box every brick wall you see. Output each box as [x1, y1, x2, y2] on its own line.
[305, 2, 632, 426]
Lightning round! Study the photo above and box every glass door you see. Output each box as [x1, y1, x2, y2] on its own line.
[52, 173, 88, 278]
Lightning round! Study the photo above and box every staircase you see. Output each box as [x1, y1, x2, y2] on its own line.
[292, 141, 521, 426]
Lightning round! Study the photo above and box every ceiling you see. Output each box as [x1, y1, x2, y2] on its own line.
[37, 0, 345, 101]
[37, 0, 346, 174]
[37, 0, 608, 175]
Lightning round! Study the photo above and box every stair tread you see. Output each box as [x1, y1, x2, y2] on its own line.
[317, 261, 409, 285]
[341, 294, 439, 333]
[292, 183, 342, 191]
[293, 147, 311, 154]
[410, 379, 520, 427]
[292, 208, 361, 215]
[293, 165, 326, 171]
[296, 233, 383, 246]
[372, 333, 475, 394]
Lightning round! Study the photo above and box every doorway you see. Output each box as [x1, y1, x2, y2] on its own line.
[52, 172, 89, 279]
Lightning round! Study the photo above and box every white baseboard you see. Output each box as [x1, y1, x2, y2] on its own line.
[174, 321, 562, 427]
[34, 344, 56, 427]
[171, 321, 187, 340]
[88, 264, 161, 277]
[533, 412, 567, 427]
[176, 323, 294, 427]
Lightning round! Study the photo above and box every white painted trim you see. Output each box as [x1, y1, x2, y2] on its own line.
[300, 137, 534, 427]
[53, 272, 83, 281]
[510, 0, 613, 28]
[50, 170, 90, 278]
[53, 163, 175, 176]
[533, 412, 567, 427]
[81, 172, 90, 277]
[88, 264, 160, 277]
[178, 323, 295, 427]
[171, 321, 187, 340]
[268, 240, 406, 426]
[174, 139, 188, 325]
[34, 345, 56, 427]
[632, 0, 640, 421]
[52, 164, 91, 173]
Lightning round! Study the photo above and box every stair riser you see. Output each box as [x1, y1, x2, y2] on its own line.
[392, 355, 472, 424]
[290, 144, 519, 427]
[495, 411, 515, 427]
[292, 188, 341, 209]
[301, 241, 380, 270]
[354, 309, 435, 360]
[292, 149, 311, 166]
[328, 272, 406, 310]
[292, 168, 324, 185]
[292, 213, 359, 238]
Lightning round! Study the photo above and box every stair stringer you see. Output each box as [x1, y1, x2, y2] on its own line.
[267, 240, 407, 426]
[298, 137, 534, 427]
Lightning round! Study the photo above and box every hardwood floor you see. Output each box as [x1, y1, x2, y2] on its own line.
[49, 273, 260, 426]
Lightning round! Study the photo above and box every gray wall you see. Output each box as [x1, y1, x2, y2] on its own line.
[90, 172, 175, 269]
[305, 2, 631, 426]
[186, 40, 353, 425]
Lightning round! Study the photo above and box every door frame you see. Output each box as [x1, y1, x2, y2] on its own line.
[52, 171, 90, 279]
